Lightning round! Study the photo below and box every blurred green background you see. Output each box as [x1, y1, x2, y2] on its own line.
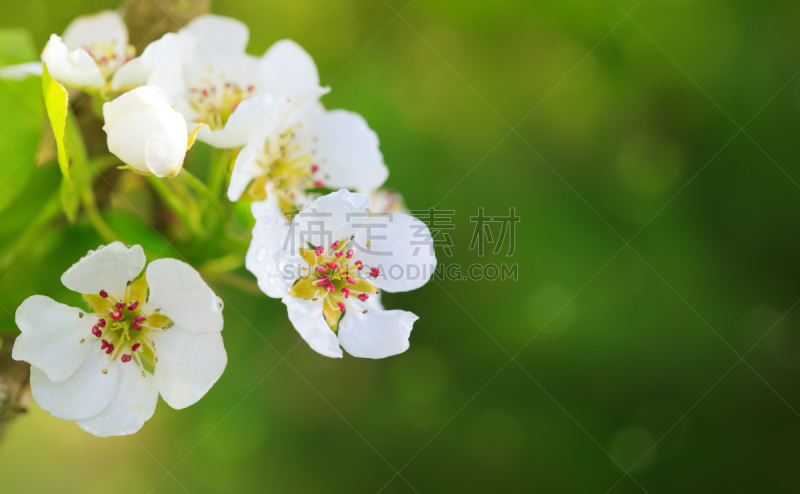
[2, 0, 800, 492]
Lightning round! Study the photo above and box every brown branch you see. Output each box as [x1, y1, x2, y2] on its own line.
[0, 335, 31, 443]
[121, 0, 212, 48]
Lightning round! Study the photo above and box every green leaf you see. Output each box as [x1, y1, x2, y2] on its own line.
[0, 28, 43, 214]
[42, 62, 89, 222]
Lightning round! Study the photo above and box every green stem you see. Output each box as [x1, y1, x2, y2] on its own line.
[199, 251, 245, 274]
[82, 182, 118, 242]
[0, 194, 62, 280]
[207, 148, 231, 197]
[179, 169, 214, 201]
[148, 176, 207, 237]
[203, 271, 261, 294]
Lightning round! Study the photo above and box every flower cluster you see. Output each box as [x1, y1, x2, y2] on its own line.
[5, 10, 435, 436]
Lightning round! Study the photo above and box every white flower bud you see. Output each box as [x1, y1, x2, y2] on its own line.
[103, 86, 188, 177]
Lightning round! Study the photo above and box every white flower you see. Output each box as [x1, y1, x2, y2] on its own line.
[111, 14, 326, 148]
[246, 190, 436, 358]
[1, 11, 134, 89]
[228, 95, 389, 215]
[370, 188, 408, 214]
[13, 242, 227, 436]
[103, 86, 189, 177]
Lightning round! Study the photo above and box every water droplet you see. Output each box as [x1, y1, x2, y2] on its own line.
[256, 247, 268, 262]
[216, 297, 224, 311]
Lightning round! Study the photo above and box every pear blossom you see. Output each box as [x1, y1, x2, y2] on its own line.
[13, 242, 226, 436]
[246, 189, 436, 358]
[1, 11, 133, 90]
[103, 86, 190, 177]
[111, 14, 326, 148]
[228, 95, 389, 215]
[370, 188, 408, 214]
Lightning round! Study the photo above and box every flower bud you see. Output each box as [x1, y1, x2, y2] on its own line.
[103, 86, 188, 177]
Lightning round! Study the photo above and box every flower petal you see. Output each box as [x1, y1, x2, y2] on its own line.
[246, 212, 303, 298]
[291, 189, 372, 248]
[338, 306, 418, 359]
[152, 325, 227, 409]
[259, 39, 320, 92]
[110, 32, 183, 90]
[61, 10, 128, 61]
[144, 110, 189, 177]
[194, 92, 281, 148]
[180, 14, 249, 59]
[146, 258, 223, 333]
[282, 296, 342, 358]
[60, 242, 146, 298]
[12, 296, 96, 382]
[76, 359, 158, 437]
[41, 34, 104, 88]
[29, 344, 119, 420]
[353, 212, 437, 293]
[0, 61, 43, 80]
[296, 109, 388, 193]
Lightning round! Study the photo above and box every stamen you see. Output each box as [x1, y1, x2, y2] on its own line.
[355, 260, 363, 270]
[311, 165, 319, 173]
[109, 310, 123, 320]
[316, 276, 329, 286]
[314, 245, 324, 256]
[105, 344, 114, 355]
[316, 266, 328, 274]
[314, 181, 325, 189]
[346, 277, 357, 285]
[325, 262, 338, 270]
[115, 302, 126, 309]
[128, 301, 139, 311]
[337, 302, 345, 312]
[358, 293, 370, 302]
[331, 240, 340, 250]
[101, 340, 109, 350]
[341, 287, 351, 298]
[135, 315, 147, 323]
[334, 251, 344, 258]
[370, 267, 380, 278]
[362, 310, 368, 314]
[346, 250, 354, 259]
[99, 290, 108, 298]
[132, 321, 142, 331]
[121, 354, 132, 363]
[92, 327, 102, 337]
[325, 283, 335, 293]
[132, 343, 141, 352]
[97, 318, 106, 328]
[78, 312, 84, 318]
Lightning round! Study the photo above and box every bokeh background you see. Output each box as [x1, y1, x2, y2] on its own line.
[2, 0, 800, 492]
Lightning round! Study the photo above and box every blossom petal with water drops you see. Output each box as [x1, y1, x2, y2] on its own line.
[60, 242, 145, 298]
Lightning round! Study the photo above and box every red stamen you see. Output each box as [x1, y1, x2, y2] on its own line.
[115, 302, 125, 309]
[247, 84, 255, 92]
[132, 321, 142, 331]
[337, 302, 345, 312]
[128, 301, 139, 311]
[358, 293, 369, 302]
[355, 260, 363, 270]
[346, 277, 357, 285]
[334, 250, 344, 258]
[325, 262, 338, 270]
[316, 266, 328, 274]
[370, 267, 380, 278]
[105, 344, 114, 355]
[135, 315, 146, 323]
[121, 354, 131, 363]
[101, 340, 109, 350]
[97, 318, 106, 328]
[202, 89, 209, 96]
[132, 343, 141, 352]
[314, 246, 324, 256]
[325, 283, 335, 293]
[109, 310, 123, 320]
[311, 165, 319, 173]
[99, 290, 108, 298]
[342, 287, 351, 298]
[346, 250, 354, 259]
[314, 181, 324, 189]
[92, 327, 102, 337]
[316, 276, 329, 286]
[331, 241, 340, 250]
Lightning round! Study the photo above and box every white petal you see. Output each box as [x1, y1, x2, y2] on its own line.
[146, 258, 223, 333]
[353, 212, 437, 293]
[194, 93, 280, 148]
[282, 296, 342, 358]
[60, 242, 146, 298]
[30, 344, 119, 420]
[291, 189, 372, 247]
[338, 306, 417, 359]
[104, 86, 188, 177]
[12, 296, 96, 382]
[76, 360, 158, 437]
[62, 10, 128, 61]
[42, 34, 104, 88]
[0, 61, 43, 80]
[246, 213, 303, 298]
[180, 15, 249, 59]
[110, 32, 184, 90]
[296, 109, 388, 193]
[259, 39, 320, 92]
[153, 325, 227, 409]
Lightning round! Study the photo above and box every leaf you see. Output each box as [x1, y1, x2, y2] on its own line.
[0, 28, 43, 214]
[41, 63, 69, 183]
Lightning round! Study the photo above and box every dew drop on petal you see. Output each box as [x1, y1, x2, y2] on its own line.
[215, 297, 224, 311]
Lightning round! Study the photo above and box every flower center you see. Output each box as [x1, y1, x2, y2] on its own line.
[245, 128, 323, 213]
[83, 277, 173, 373]
[83, 41, 134, 80]
[288, 236, 380, 330]
[189, 72, 255, 131]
